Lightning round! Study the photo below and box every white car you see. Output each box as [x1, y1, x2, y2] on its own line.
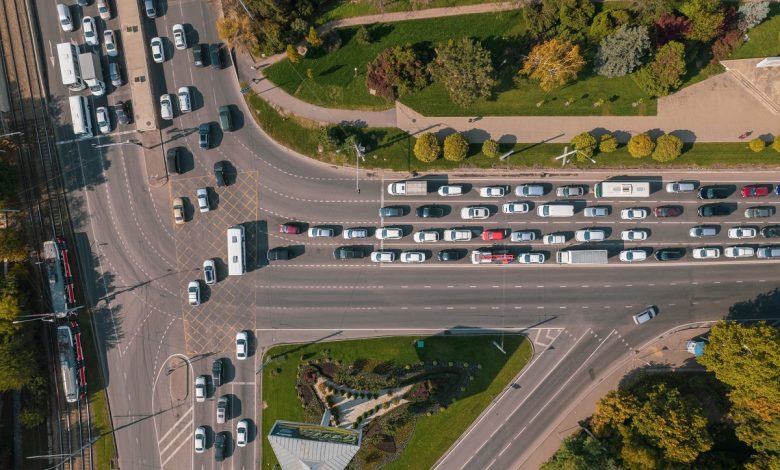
[178, 87, 191, 113]
[376, 227, 403, 240]
[621, 229, 648, 241]
[150, 37, 165, 63]
[196, 188, 209, 212]
[619, 249, 647, 262]
[633, 306, 658, 325]
[160, 94, 173, 120]
[97, 0, 111, 20]
[400, 251, 425, 263]
[235, 331, 248, 360]
[460, 207, 490, 220]
[479, 186, 506, 198]
[518, 252, 545, 264]
[203, 259, 216, 285]
[556, 185, 586, 197]
[173, 24, 187, 50]
[104, 30, 118, 57]
[370, 251, 394, 263]
[443, 229, 472, 241]
[413, 230, 439, 243]
[542, 233, 566, 245]
[515, 184, 545, 197]
[502, 202, 530, 214]
[308, 227, 335, 238]
[343, 228, 368, 239]
[620, 208, 648, 220]
[693, 247, 721, 259]
[194, 426, 206, 453]
[236, 419, 249, 447]
[95, 106, 110, 134]
[187, 281, 200, 306]
[727, 227, 757, 239]
[510, 231, 535, 242]
[584, 206, 609, 217]
[724, 246, 755, 258]
[194, 375, 207, 403]
[437, 185, 463, 196]
[82, 17, 98, 46]
[575, 229, 606, 242]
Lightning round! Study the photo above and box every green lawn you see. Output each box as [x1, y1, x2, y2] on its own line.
[316, 0, 502, 23]
[729, 3, 780, 59]
[261, 335, 532, 470]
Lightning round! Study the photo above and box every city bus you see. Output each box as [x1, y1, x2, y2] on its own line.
[227, 225, 246, 276]
[593, 181, 650, 198]
[68, 95, 93, 138]
[57, 42, 85, 91]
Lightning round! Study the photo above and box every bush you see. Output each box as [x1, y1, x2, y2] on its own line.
[286, 44, 301, 63]
[306, 27, 321, 47]
[772, 136, 780, 153]
[655, 14, 691, 45]
[634, 41, 686, 97]
[414, 133, 440, 162]
[355, 25, 372, 45]
[571, 132, 597, 158]
[628, 133, 655, 158]
[651, 134, 683, 161]
[711, 29, 743, 63]
[558, 0, 596, 40]
[482, 139, 500, 158]
[443, 133, 469, 162]
[599, 133, 618, 153]
[680, 0, 725, 42]
[594, 26, 652, 77]
[737, 1, 770, 32]
[366, 45, 429, 101]
[589, 9, 631, 40]
[749, 138, 766, 152]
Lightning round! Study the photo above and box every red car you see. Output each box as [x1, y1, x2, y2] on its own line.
[741, 185, 770, 198]
[279, 223, 301, 234]
[481, 229, 506, 241]
[653, 206, 682, 217]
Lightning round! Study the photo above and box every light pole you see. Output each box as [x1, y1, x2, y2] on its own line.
[92, 139, 143, 149]
[12, 313, 57, 324]
[336, 140, 366, 193]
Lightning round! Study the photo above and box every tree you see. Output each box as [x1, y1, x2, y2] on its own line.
[599, 133, 618, 153]
[216, 13, 257, 52]
[356, 25, 372, 45]
[595, 26, 651, 77]
[306, 27, 321, 47]
[634, 41, 686, 97]
[0, 272, 23, 336]
[591, 390, 638, 436]
[630, 0, 675, 25]
[589, 9, 631, 40]
[558, 0, 596, 40]
[524, 0, 560, 40]
[749, 138, 766, 152]
[366, 45, 429, 100]
[541, 432, 618, 469]
[655, 14, 691, 45]
[414, 133, 440, 162]
[521, 38, 585, 92]
[680, 0, 725, 42]
[711, 29, 743, 62]
[429, 38, 496, 108]
[571, 132, 597, 159]
[443, 133, 469, 162]
[482, 139, 500, 158]
[0, 227, 27, 263]
[737, 1, 770, 32]
[772, 136, 780, 153]
[286, 44, 301, 63]
[651, 134, 683, 161]
[0, 335, 37, 391]
[628, 133, 654, 158]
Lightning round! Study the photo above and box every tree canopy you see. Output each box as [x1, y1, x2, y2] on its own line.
[521, 38, 585, 92]
[594, 25, 652, 78]
[429, 38, 496, 108]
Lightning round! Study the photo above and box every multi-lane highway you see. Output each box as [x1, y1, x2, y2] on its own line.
[32, 0, 780, 469]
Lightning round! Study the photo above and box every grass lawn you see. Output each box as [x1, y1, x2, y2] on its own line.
[730, 3, 780, 59]
[316, 0, 502, 23]
[261, 335, 532, 470]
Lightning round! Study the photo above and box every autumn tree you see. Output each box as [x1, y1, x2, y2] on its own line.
[571, 132, 597, 159]
[366, 45, 429, 100]
[286, 44, 301, 63]
[429, 38, 496, 108]
[655, 14, 691, 45]
[216, 13, 257, 52]
[634, 40, 686, 97]
[443, 133, 469, 162]
[482, 139, 500, 158]
[628, 133, 654, 158]
[306, 27, 321, 47]
[599, 133, 618, 153]
[680, 0, 725, 42]
[651, 134, 683, 162]
[414, 133, 440, 162]
[521, 38, 585, 92]
[595, 26, 651, 77]
[772, 136, 780, 153]
[749, 138, 766, 152]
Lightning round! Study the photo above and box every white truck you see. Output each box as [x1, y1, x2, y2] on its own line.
[387, 180, 427, 196]
[556, 250, 608, 265]
[78, 52, 105, 96]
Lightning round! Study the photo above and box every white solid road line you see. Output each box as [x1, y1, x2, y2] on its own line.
[159, 417, 195, 467]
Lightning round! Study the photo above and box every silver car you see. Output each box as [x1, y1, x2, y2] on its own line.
[343, 228, 369, 239]
[307, 227, 335, 238]
[370, 251, 394, 263]
[178, 87, 191, 113]
[518, 252, 545, 264]
[515, 184, 544, 197]
[196, 188, 209, 213]
[502, 202, 530, 214]
[103, 30, 118, 57]
[510, 231, 536, 242]
[632, 306, 658, 325]
[173, 24, 187, 50]
[160, 94, 173, 120]
[376, 227, 403, 240]
[194, 426, 206, 453]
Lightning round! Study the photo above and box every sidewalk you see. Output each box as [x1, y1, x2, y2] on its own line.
[521, 325, 713, 469]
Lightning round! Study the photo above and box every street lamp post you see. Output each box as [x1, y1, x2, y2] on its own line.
[92, 139, 143, 149]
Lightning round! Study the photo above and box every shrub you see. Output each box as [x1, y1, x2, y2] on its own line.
[355, 25, 372, 45]
[631, 0, 674, 26]
[306, 27, 321, 47]
[285, 44, 301, 63]
[595, 26, 652, 77]
[772, 136, 780, 153]
[599, 133, 618, 153]
[366, 45, 429, 101]
[414, 133, 440, 163]
[737, 1, 770, 32]
[558, 0, 596, 40]
[655, 14, 691, 45]
[589, 9, 631, 40]
[628, 133, 655, 158]
[651, 134, 683, 161]
[482, 139, 500, 158]
[571, 132, 597, 159]
[443, 133, 469, 162]
[749, 138, 766, 152]
[680, 0, 725, 42]
[634, 40, 686, 97]
[711, 29, 743, 63]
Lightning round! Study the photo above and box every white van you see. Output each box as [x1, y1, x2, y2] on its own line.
[537, 204, 575, 217]
[57, 4, 73, 32]
[227, 225, 246, 276]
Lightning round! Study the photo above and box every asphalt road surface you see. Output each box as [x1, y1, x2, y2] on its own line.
[37, 1, 780, 468]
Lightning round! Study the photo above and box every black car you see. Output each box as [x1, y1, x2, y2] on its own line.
[378, 206, 404, 218]
[415, 205, 445, 218]
[214, 161, 226, 187]
[437, 249, 463, 262]
[211, 359, 223, 387]
[698, 204, 730, 217]
[166, 147, 182, 174]
[333, 247, 364, 260]
[761, 225, 780, 238]
[267, 247, 290, 261]
[115, 101, 131, 125]
[199, 123, 211, 149]
[214, 431, 227, 461]
[209, 43, 223, 69]
[697, 186, 731, 199]
[192, 43, 205, 67]
[654, 248, 685, 261]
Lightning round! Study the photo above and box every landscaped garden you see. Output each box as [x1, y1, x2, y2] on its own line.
[261, 335, 532, 469]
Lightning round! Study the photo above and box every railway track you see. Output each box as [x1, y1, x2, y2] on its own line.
[0, 0, 91, 467]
